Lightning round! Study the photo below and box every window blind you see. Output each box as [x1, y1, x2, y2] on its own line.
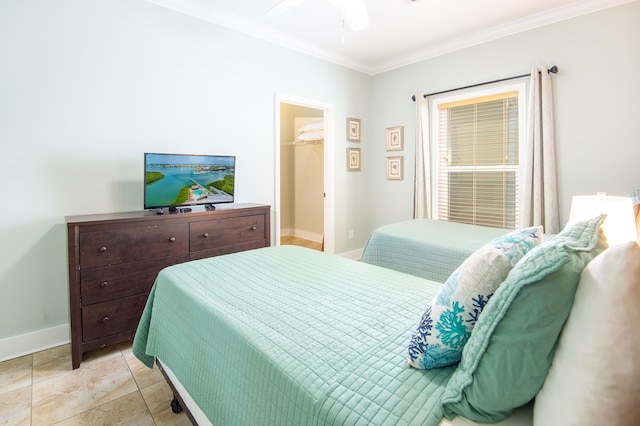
[436, 91, 519, 229]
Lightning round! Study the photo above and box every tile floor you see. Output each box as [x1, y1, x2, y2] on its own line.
[0, 342, 191, 425]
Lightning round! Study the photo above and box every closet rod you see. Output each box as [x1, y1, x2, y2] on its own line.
[411, 65, 558, 101]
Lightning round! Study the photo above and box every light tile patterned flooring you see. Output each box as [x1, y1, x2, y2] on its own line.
[0, 342, 191, 425]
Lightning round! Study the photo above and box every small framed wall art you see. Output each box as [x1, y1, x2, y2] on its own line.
[347, 117, 361, 142]
[386, 126, 404, 151]
[386, 156, 403, 180]
[347, 147, 361, 171]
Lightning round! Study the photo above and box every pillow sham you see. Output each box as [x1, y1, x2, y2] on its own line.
[441, 214, 607, 423]
[407, 226, 543, 369]
[533, 241, 640, 426]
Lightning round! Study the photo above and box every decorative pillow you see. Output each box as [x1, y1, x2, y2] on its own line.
[407, 226, 543, 369]
[533, 241, 640, 426]
[441, 214, 607, 423]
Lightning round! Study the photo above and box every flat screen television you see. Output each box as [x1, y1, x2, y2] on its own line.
[144, 152, 235, 210]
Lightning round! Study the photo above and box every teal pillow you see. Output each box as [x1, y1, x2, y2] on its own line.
[441, 215, 608, 423]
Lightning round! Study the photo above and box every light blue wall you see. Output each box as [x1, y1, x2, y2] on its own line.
[369, 1, 640, 229]
[1, 0, 638, 346]
[0, 0, 372, 341]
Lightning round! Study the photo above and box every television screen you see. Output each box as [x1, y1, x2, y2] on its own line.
[144, 153, 235, 209]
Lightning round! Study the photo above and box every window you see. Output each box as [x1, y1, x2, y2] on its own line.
[431, 84, 526, 229]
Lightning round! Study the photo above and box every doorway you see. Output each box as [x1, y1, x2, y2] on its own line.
[274, 94, 335, 254]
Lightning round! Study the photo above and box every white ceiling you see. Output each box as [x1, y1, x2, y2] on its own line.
[142, 0, 634, 75]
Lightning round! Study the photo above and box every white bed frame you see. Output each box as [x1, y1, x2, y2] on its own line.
[157, 359, 212, 426]
[157, 359, 533, 426]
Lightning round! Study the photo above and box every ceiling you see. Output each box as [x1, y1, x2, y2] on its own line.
[142, 0, 633, 75]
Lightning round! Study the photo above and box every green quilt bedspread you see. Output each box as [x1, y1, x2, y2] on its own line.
[133, 245, 455, 426]
[361, 219, 510, 283]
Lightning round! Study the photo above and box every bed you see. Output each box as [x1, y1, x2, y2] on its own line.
[360, 219, 512, 282]
[133, 245, 457, 426]
[133, 215, 640, 426]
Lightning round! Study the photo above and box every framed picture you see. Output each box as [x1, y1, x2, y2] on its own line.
[347, 117, 361, 142]
[386, 126, 404, 151]
[386, 156, 403, 180]
[347, 147, 361, 171]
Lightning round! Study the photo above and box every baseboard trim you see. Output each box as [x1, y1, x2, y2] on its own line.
[0, 324, 70, 362]
[280, 229, 324, 244]
[293, 230, 323, 244]
[338, 247, 364, 260]
[280, 228, 294, 237]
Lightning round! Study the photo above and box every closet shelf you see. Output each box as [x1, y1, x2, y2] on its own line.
[289, 139, 324, 146]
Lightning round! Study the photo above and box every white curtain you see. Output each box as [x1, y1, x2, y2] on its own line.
[414, 93, 431, 219]
[520, 67, 560, 233]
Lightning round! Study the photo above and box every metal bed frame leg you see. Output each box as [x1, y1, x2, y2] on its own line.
[171, 395, 183, 413]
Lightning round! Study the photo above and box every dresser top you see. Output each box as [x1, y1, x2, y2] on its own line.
[66, 203, 269, 224]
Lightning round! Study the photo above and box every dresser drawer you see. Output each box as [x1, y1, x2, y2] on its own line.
[189, 240, 267, 261]
[79, 224, 189, 268]
[82, 294, 148, 342]
[80, 254, 189, 305]
[190, 215, 265, 252]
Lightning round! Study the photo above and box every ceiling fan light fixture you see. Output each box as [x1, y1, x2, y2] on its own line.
[266, 0, 369, 33]
[328, 0, 369, 31]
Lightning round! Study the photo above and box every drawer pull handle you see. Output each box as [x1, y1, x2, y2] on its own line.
[203, 233, 210, 238]
[169, 237, 176, 242]
[100, 281, 108, 288]
[251, 226, 257, 231]
[99, 246, 107, 253]
[102, 316, 110, 324]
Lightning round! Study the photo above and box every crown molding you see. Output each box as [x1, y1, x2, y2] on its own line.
[142, 0, 636, 76]
[142, 0, 371, 73]
[372, 0, 637, 74]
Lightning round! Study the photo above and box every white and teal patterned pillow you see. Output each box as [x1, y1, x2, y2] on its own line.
[407, 226, 543, 369]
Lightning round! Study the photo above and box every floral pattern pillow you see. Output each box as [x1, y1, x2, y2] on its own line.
[407, 226, 543, 369]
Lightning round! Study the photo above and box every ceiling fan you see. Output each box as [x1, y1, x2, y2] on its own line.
[266, 0, 370, 32]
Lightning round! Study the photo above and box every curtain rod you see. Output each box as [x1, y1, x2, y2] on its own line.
[411, 65, 558, 102]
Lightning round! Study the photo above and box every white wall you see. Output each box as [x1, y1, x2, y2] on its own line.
[0, 0, 372, 347]
[369, 1, 640, 230]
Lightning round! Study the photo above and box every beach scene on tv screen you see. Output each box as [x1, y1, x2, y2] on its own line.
[145, 154, 234, 207]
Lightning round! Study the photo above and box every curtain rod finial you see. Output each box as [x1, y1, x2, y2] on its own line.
[549, 65, 558, 74]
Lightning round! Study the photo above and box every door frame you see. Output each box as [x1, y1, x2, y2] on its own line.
[274, 93, 335, 254]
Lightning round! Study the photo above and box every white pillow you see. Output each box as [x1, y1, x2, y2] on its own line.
[533, 241, 640, 426]
[298, 121, 323, 132]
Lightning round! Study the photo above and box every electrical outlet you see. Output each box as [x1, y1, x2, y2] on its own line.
[348, 229, 354, 239]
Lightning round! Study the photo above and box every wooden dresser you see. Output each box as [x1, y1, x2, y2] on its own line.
[66, 203, 270, 369]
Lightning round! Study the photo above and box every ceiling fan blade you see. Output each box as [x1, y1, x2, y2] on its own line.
[266, 0, 307, 17]
[342, 0, 369, 32]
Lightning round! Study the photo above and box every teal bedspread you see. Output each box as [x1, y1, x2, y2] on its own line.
[361, 220, 510, 282]
[133, 245, 455, 426]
